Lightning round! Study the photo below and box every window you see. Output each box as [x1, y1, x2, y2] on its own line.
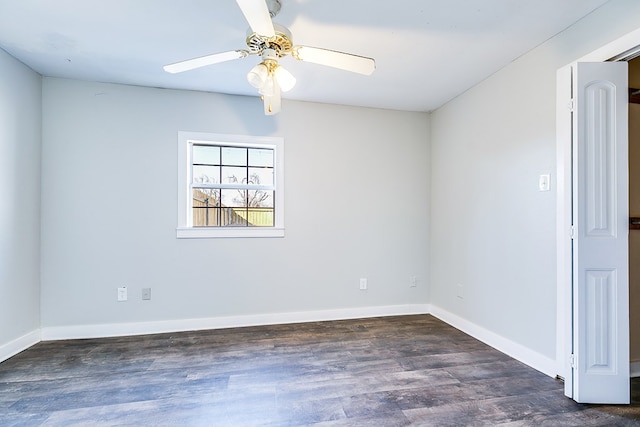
[177, 132, 284, 238]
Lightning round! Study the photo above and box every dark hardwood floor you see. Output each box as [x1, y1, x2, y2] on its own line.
[1, 315, 640, 426]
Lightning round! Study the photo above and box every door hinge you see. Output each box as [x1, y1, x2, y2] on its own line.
[570, 353, 576, 368]
[568, 99, 575, 112]
[570, 225, 575, 239]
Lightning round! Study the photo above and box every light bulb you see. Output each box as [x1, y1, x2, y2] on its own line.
[247, 63, 268, 89]
[274, 66, 296, 92]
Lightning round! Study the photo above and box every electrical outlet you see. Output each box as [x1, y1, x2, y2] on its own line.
[456, 283, 464, 299]
[142, 288, 151, 300]
[410, 276, 417, 287]
[117, 286, 127, 302]
[359, 278, 368, 290]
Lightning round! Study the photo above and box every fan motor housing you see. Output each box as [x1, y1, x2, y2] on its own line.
[246, 23, 293, 57]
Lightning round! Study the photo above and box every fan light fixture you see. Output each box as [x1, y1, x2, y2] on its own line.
[246, 48, 296, 115]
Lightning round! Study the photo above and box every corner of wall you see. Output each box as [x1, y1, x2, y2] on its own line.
[0, 329, 41, 364]
[429, 305, 557, 378]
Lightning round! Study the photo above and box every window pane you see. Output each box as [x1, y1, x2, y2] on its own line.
[193, 165, 220, 184]
[248, 167, 273, 186]
[247, 190, 273, 208]
[220, 207, 248, 227]
[193, 189, 220, 206]
[222, 147, 247, 166]
[248, 148, 273, 167]
[221, 166, 247, 185]
[193, 207, 219, 227]
[247, 208, 274, 227]
[193, 145, 220, 165]
[192, 188, 220, 227]
[221, 189, 246, 207]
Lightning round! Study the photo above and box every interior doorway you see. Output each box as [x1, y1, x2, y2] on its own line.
[556, 31, 640, 404]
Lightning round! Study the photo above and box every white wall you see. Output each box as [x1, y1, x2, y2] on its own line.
[40, 78, 430, 333]
[0, 48, 42, 355]
[430, 0, 640, 362]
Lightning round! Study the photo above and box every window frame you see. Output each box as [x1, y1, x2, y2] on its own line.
[177, 131, 284, 238]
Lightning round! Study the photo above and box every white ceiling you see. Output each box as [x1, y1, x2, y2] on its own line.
[0, 0, 611, 112]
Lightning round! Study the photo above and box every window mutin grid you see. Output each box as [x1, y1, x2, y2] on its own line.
[190, 143, 275, 228]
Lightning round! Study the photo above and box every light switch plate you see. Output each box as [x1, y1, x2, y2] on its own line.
[539, 174, 550, 192]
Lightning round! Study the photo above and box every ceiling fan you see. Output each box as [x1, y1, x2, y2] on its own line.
[163, 0, 376, 115]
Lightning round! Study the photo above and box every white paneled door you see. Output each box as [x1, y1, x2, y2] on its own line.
[572, 61, 629, 404]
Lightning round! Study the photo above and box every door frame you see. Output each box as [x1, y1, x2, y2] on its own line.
[557, 27, 640, 396]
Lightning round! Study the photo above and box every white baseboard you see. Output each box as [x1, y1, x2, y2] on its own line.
[631, 361, 640, 378]
[0, 329, 41, 364]
[20, 304, 559, 382]
[429, 305, 557, 378]
[41, 304, 431, 341]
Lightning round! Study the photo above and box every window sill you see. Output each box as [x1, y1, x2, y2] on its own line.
[176, 227, 285, 239]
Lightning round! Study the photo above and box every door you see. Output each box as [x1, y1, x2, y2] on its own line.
[572, 61, 629, 404]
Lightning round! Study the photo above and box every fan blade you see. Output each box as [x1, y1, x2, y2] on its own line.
[293, 46, 376, 76]
[163, 50, 248, 73]
[236, 0, 275, 38]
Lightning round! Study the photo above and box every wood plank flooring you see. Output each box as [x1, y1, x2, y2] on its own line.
[1, 315, 640, 426]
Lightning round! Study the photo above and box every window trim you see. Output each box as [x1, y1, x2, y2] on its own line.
[177, 131, 284, 238]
